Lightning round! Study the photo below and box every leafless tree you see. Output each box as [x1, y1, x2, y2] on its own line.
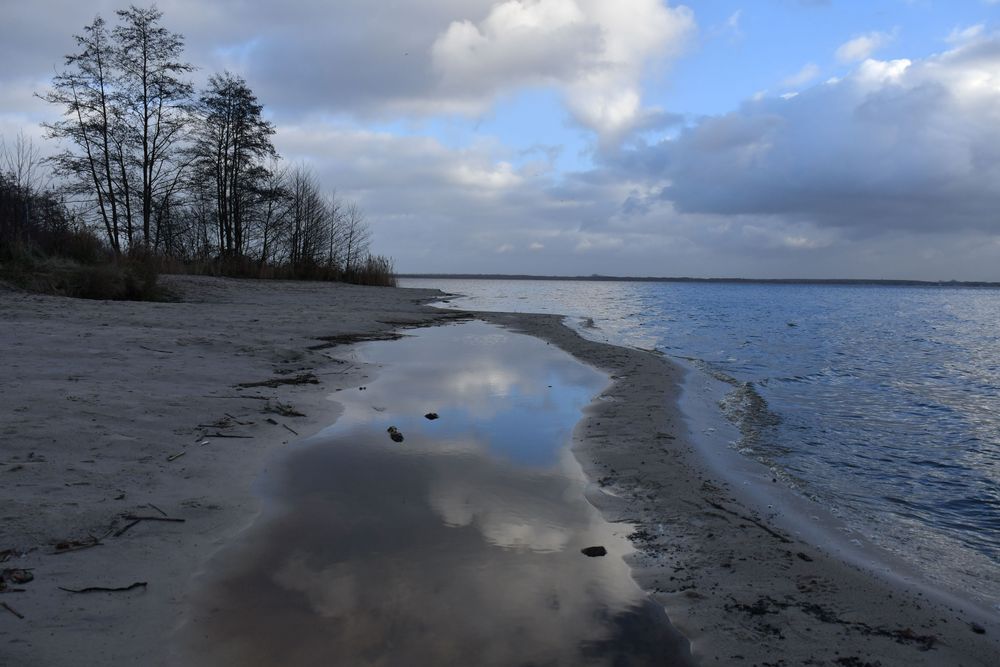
[191, 71, 276, 258]
[40, 16, 125, 253]
[113, 5, 194, 251]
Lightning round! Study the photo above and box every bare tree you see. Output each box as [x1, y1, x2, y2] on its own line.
[40, 16, 125, 253]
[341, 201, 371, 273]
[191, 71, 276, 259]
[112, 4, 193, 250]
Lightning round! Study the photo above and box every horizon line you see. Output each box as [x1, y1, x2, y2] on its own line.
[398, 273, 1000, 288]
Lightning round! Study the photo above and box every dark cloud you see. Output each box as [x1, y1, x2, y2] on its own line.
[607, 36, 1000, 238]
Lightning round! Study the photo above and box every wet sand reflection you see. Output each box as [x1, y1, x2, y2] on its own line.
[184, 322, 691, 666]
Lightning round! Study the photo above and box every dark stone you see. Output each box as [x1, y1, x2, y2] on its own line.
[387, 426, 404, 443]
[970, 622, 986, 634]
[796, 552, 814, 562]
[581, 546, 607, 557]
[424, 413, 439, 420]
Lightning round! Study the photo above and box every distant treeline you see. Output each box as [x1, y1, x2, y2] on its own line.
[1, 5, 395, 297]
[400, 274, 1000, 288]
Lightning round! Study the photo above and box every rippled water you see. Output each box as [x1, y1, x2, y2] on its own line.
[403, 278, 1000, 606]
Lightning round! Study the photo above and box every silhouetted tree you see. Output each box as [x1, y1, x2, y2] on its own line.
[41, 16, 126, 253]
[192, 72, 276, 258]
[112, 5, 194, 250]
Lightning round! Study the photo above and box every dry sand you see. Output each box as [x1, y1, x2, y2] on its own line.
[1, 276, 997, 666]
[0, 275, 459, 666]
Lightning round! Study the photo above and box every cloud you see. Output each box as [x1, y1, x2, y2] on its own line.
[615, 34, 1000, 241]
[782, 63, 821, 88]
[835, 30, 895, 63]
[431, 0, 696, 138]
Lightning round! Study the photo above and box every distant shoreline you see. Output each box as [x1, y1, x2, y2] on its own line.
[401, 273, 1000, 288]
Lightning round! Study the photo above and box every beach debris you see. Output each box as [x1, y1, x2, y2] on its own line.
[263, 417, 298, 435]
[424, 412, 439, 420]
[970, 622, 986, 634]
[1, 602, 24, 619]
[138, 344, 174, 354]
[224, 412, 254, 425]
[265, 401, 306, 418]
[51, 536, 103, 555]
[166, 450, 186, 462]
[114, 514, 185, 538]
[796, 551, 814, 562]
[59, 582, 147, 594]
[1, 569, 34, 585]
[581, 546, 607, 557]
[387, 426, 404, 443]
[236, 373, 318, 389]
[203, 433, 252, 439]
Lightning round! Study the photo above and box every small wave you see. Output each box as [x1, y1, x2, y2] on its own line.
[718, 380, 783, 451]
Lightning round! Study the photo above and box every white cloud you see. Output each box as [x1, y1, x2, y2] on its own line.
[836, 30, 895, 63]
[782, 63, 821, 88]
[431, 0, 696, 138]
[947, 24, 985, 44]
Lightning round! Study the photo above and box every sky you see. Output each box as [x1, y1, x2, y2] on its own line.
[3, 0, 1000, 280]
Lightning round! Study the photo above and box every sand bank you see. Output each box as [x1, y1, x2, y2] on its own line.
[480, 311, 999, 666]
[1, 277, 997, 665]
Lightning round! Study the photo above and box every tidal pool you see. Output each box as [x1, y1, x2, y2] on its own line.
[184, 321, 691, 666]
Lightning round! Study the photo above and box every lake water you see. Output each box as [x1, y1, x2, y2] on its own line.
[185, 322, 692, 665]
[402, 278, 1000, 608]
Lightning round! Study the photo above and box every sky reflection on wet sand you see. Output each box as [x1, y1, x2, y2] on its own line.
[184, 322, 691, 666]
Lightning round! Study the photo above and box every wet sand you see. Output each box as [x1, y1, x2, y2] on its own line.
[1, 276, 998, 665]
[479, 311, 1000, 666]
[182, 322, 691, 666]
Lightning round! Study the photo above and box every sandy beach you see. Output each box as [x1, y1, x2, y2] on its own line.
[2, 277, 998, 666]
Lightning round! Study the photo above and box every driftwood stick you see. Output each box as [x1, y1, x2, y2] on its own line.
[203, 433, 252, 439]
[138, 345, 173, 354]
[59, 582, 147, 594]
[201, 395, 269, 400]
[166, 451, 186, 462]
[147, 503, 167, 517]
[113, 520, 142, 538]
[1, 602, 24, 619]
[282, 423, 299, 436]
[223, 413, 254, 425]
[123, 515, 185, 523]
[50, 540, 102, 555]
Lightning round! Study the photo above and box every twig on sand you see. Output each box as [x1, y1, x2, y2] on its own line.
[138, 345, 173, 354]
[50, 537, 103, 555]
[166, 451, 186, 462]
[282, 423, 299, 436]
[236, 373, 318, 389]
[114, 514, 184, 538]
[1, 602, 24, 619]
[59, 582, 147, 594]
[224, 413, 254, 425]
[113, 520, 142, 538]
[124, 515, 184, 523]
[147, 503, 167, 517]
[202, 433, 252, 439]
[201, 395, 269, 400]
